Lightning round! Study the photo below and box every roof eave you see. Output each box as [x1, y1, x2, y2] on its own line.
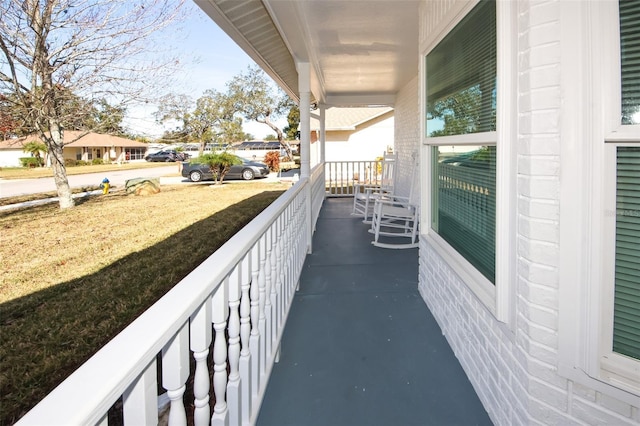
[194, 0, 302, 103]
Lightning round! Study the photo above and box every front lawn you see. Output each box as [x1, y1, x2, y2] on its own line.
[0, 161, 175, 180]
[0, 181, 289, 424]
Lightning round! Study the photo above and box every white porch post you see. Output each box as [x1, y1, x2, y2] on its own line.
[319, 104, 326, 159]
[298, 63, 311, 179]
[297, 62, 312, 253]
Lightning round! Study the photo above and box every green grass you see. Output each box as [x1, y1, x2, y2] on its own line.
[0, 161, 175, 180]
[0, 181, 289, 424]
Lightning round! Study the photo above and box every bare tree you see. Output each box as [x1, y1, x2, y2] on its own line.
[0, 0, 186, 208]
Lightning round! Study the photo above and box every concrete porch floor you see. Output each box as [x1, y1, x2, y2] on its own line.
[257, 198, 493, 426]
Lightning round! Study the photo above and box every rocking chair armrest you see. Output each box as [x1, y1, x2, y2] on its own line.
[364, 187, 392, 196]
[377, 194, 410, 203]
[374, 196, 416, 209]
[354, 183, 381, 193]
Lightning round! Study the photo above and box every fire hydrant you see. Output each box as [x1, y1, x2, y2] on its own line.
[100, 177, 110, 195]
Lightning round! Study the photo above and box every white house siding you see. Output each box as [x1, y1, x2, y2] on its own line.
[0, 149, 25, 167]
[417, 1, 639, 426]
[323, 115, 394, 162]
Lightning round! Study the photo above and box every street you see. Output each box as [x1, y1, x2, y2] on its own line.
[0, 165, 182, 198]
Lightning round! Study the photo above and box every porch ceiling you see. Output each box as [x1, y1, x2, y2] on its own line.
[194, 0, 420, 107]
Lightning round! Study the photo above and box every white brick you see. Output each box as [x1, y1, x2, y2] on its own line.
[522, 91, 559, 114]
[529, 378, 568, 411]
[528, 340, 559, 365]
[519, 136, 561, 155]
[526, 21, 561, 47]
[518, 314, 559, 348]
[518, 257, 558, 286]
[570, 382, 597, 402]
[518, 281, 558, 309]
[518, 175, 559, 200]
[520, 64, 561, 91]
[518, 235, 560, 267]
[521, 110, 561, 134]
[527, 358, 567, 390]
[518, 196, 559, 221]
[529, 43, 561, 68]
[527, 1, 561, 28]
[518, 296, 558, 330]
[519, 216, 559, 244]
[572, 398, 638, 426]
[518, 155, 560, 176]
[597, 392, 634, 419]
[529, 397, 583, 426]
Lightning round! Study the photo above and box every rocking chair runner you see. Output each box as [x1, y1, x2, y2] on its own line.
[352, 153, 397, 223]
[368, 156, 419, 249]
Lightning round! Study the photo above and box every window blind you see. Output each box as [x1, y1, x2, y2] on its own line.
[620, 0, 640, 124]
[425, 0, 496, 136]
[433, 146, 497, 282]
[613, 147, 640, 360]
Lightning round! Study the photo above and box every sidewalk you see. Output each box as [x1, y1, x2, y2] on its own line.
[0, 169, 301, 212]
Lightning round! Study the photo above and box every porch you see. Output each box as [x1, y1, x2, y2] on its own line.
[257, 198, 492, 426]
[17, 170, 492, 425]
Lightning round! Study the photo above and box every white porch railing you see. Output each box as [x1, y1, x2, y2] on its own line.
[18, 175, 324, 426]
[325, 160, 382, 197]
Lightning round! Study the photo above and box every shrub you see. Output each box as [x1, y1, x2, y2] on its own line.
[92, 158, 104, 165]
[198, 152, 242, 184]
[19, 157, 43, 168]
[263, 151, 280, 171]
[65, 159, 91, 167]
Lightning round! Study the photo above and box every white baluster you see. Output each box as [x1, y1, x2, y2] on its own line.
[190, 301, 212, 426]
[123, 359, 157, 425]
[250, 242, 261, 402]
[211, 280, 229, 426]
[283, 207, 292, 317]
[258, 234, 268, 379]
[227, 265, 241, 426]
[264, 227, 274, 360]
[269, 223, 279, 352]
[239, 255, 252, 424]
[162, 323, 189, 426]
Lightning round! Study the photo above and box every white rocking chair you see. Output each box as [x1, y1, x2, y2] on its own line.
[352, 153, 397, 223]
[369, 156, 419, 249]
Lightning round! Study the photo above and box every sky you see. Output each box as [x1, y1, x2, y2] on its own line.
[123, 3, 284, 141]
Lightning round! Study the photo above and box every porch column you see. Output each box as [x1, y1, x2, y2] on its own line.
[298, 62, 311, 179]
[319, 104, 326, 200]
[297, 62, 312, 253]
[319, 104, 326, 165]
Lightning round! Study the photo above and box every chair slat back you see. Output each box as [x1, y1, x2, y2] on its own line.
[380, 153, 397, 193]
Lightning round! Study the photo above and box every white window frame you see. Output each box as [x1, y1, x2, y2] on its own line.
[557, 0, 640, 404]
[420, 0, 516, 324]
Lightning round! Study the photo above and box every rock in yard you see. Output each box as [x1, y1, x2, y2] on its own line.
[125, 177, 161, 196]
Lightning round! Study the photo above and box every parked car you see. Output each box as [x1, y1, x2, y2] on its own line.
[144, 150, 190, 162]
[182, 157, 270, 182]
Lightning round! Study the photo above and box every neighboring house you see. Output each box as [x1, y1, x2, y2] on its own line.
[0, 138, 31, 168]
[0, 131, 148, 167]
[308, 107, 394, 163]
[231, 140, 287, 161]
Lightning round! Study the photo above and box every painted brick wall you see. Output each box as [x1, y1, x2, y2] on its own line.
[393, 75, 420, 201]
[416, 0, 640, 425]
